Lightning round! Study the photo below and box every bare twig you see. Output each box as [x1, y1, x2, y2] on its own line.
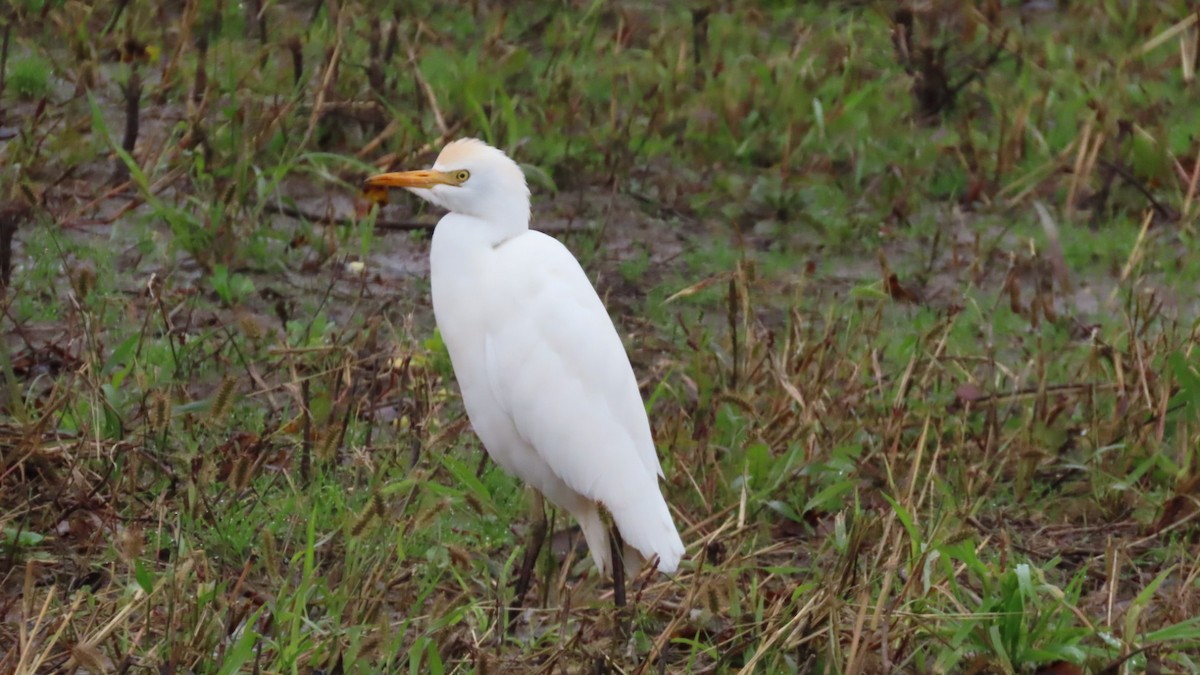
[405, 40, 448, 135]
[262, 201, 591, 234]
[1033, 201, 1071, 294]
[263, 202, 433, 231]
[115, 65, 141, 180]
[1098, 158, 1180, 221]
[1182, 143, 1200, 221]
[0, 202, 31, 289]
[102, 0, 132, 36]
[300, 18, 343, 150]
[0, 20, 12, 120]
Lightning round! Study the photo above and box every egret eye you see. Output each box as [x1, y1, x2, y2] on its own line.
[454, 170, 470, 183]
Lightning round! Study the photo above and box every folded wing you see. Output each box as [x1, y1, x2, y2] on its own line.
[482, 232, 683, 571]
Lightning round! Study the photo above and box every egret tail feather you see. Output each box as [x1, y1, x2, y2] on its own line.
[610, 492, 684, 574]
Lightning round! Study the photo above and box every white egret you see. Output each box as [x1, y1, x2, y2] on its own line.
[365, 139, 685, 587]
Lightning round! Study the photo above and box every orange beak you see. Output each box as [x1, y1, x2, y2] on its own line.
[364, 170, 456, 190]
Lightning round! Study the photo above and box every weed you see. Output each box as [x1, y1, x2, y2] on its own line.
[5, 55, 51, 99]
[3, 2, 1200, 673]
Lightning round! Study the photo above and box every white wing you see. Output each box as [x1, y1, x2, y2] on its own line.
[481, 231, 682, 567]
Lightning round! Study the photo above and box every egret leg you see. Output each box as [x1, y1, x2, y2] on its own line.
[609, 525, 627, 608]
[609, 524, 629, 638]
[508, 491, 547, 631]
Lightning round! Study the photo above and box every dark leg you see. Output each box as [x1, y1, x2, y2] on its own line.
[609, 524, 629, 638]
[507, 492, 547, 632]
[609, 526, 627, 608]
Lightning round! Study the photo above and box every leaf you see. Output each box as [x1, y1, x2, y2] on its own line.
[881, 493, 922, 556]
[215, 608, 263, 675]
[1124, 565, 1175, 640]
[1151, 492, 1198, 534]
[940, 539, 989, 585]
[134, 557, 154, 594]
[87, 93, 112, 143]
[211, 264, 231, 303]
[231, 274, 255, 301]
[849, 280, 889, 301]
[1015, 563, 1034, 601]
[520, 162, 557, 193]
[812, 97, 825, 139]
[298, 151, 385, 177]
[304, 507, 317, 577]
[441, 454, 495, 513]
[106, 334, 140, 373]
[1168, 351, 1200, 421]
[1034, 661, 1084, 675]
[2, 526, 44, 546]
[803, 479, 856, 515]
[1130, 132, 1168, 181]
[1144, 614, 1200, 643]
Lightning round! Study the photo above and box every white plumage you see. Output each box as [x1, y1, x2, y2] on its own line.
[366, 139, 684, 575]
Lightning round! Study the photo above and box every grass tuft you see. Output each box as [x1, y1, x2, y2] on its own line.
[2, 1, 1200, 672]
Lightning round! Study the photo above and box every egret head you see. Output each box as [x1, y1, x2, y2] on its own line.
[365, 138, 531, 230]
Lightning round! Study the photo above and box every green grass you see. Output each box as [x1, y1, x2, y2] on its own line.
[5, 54, 52, 99]
[3, 1, 1200, 673]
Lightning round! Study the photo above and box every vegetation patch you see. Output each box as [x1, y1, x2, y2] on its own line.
[2, 1, 1199, 672]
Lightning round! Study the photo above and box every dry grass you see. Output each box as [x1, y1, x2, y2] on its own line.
[3, 1, 1200, 673]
